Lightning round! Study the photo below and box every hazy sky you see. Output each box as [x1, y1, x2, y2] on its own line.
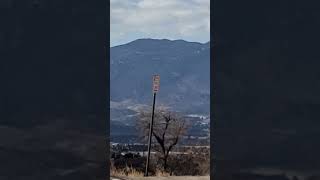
[110, 0, 210, 47]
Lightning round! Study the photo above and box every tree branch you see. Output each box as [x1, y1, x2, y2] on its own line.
[153, 131, 166, 155]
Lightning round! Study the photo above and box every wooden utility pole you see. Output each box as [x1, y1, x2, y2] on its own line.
[145, 75, 160, 176]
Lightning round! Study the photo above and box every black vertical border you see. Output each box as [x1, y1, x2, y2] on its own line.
[106, 0, 110, 178]
[210, 0, 216, 179]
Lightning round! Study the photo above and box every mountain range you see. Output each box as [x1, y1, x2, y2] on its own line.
[110, 38, 210, 114]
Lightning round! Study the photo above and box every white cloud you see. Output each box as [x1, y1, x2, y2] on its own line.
[110, 0, 210, 46]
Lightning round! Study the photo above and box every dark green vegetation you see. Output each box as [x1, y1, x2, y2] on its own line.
[111, 146, 210, 176]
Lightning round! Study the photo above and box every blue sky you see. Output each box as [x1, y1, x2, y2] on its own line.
[110, 0, 210, 47]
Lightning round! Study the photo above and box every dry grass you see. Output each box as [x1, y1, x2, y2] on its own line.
[120, 176, 210, 180]
[111, 164, 144, 177]
[111, 165, 171, 178]
[154, 170, 170, 177]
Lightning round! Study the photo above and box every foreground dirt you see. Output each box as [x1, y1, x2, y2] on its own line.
[111, 176, 210, 180]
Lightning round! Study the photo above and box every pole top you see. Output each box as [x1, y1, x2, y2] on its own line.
[153, 75, 160, 93]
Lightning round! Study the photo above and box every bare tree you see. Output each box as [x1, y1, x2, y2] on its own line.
[137, 108, 188, 171]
